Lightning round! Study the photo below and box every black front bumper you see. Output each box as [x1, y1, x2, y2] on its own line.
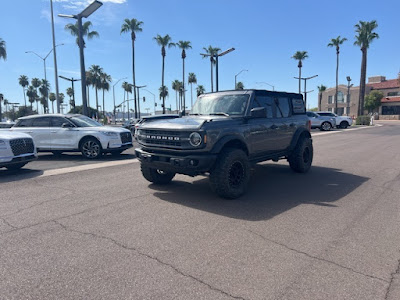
[135, 148, 217, 176]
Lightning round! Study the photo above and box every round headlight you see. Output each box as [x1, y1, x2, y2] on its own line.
[189, 132, 202, 147]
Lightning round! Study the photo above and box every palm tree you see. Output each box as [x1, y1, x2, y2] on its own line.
[18, 75, 29, 107]
[328, 36, 347, 114]
[177, 41, 192, 113]
[100, 72, 111, 119]
[122, 81, 133, 120]
[59, 93, 65, 105]
[66, 87, 74, 109]
[354, 20, 379, 116]
[202, 46, 220, 93]
[39, 79, 50, 114]
[188, 73, 197, 108]
[65, 21, 99, 47]
[154, 34, 175, 114]
[31, 78, 41, 113]
[121, 18, 143, 119]
[236, 82, 244, 90]
[196, 85, 205, 97]
[89, 65, 103, 119]
[26, 86, 37, 110]
[292, 51, 308, 94]
[172, 80, 182, 112]
[0, 38, 6, 61]
[49, 92, 56, 113]
[317, 85, 327, 111]
[159, 86, 168, 104]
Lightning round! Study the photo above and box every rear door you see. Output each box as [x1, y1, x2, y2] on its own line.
[28, 117, 52, 150]
[50, 117, 78, 150]
[273, 97, 294, 150]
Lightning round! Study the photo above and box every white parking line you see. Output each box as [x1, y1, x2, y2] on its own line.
[312, 124, 382, 136]
[39, 159, 138, 178]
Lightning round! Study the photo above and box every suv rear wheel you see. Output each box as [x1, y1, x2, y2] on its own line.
[320, 122, 332, 131]
[140, 164, 175, 184]
[288, 137, 313, 173]
[209, 148, 250, 199]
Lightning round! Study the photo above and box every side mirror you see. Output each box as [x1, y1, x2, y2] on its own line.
[62, 123, 73, 128]
[250, 107, 267, 118]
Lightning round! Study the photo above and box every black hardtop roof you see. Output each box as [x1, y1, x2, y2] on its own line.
[199, 89, 303, 99]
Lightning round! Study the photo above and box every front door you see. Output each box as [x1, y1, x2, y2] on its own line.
[49, 117, 78, 150]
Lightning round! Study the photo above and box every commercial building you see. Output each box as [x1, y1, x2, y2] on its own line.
[319, 76, 400, 119]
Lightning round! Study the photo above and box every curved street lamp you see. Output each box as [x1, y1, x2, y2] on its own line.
[235, 70, 248, 89]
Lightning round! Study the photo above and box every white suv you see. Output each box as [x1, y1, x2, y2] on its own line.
[316, 111, 353, 129]
[0, 131, 37, 170]
[11, 114, 133, 159]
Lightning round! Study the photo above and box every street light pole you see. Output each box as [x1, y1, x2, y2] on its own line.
[256, 82, 275, 91]
[50, 0, 61, 113]
[113, 77, 127, 124]
[134, 85, 146, 119]
[235, 69, 248, 89]
[59, 75, 80, 111]
[59, 0, 103, 117]
[143, 89, 156, 115]
[294, 75, 318, 108]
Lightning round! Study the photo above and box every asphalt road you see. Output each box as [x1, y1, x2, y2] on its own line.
[0, 122, 399, 299]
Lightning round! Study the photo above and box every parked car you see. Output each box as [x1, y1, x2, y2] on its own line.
[0, 121, 15, 129]
[0, 131, 37, 170]
[122, 119, 140, 134]
[136, 90, 312, 199]
[306, 111, 336, 131]
[10, 114, 133, 159]
[133, 114, 179, 137]
[316, 111, 353, 129]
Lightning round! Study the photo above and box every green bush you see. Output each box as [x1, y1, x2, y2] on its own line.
[356, 115, 371, 125]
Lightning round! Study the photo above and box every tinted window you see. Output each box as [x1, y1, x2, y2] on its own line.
[51, 117, 68, 127]
[318, 112, 335, 117]
[275, 97, 290, 118]
[252, 96, 273, 118]
[16, 119, 33, 127]
[31, 117, 51, 127]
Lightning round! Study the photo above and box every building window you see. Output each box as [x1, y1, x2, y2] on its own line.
[387, 91, 400, 97]
[327, 107, 332, 112]
[337, 107, 344, 115]
[346, 107, 350, 115]
[337, 91, 344, 103]
[382, 106, 400, 115]
[328, 95, 333, 104]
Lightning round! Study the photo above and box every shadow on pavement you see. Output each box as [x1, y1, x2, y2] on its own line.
[0, 168, 44, 183]
[36, 152, 136, 162]
[151, 163, 369, 221]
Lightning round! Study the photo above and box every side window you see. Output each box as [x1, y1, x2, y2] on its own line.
[252, 96, 273, 118]
[51, 117, 68, 127]
[306, 112, 315, 118]
[292, 98, 305, 114]
[31, 117, 51, 127]
[274, 97, 290, 118]
[16, 119, 33, 127]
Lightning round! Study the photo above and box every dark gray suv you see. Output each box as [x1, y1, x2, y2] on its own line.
[135, 90, 313, 199]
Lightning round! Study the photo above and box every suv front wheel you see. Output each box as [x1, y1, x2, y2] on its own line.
[80, 137, 102, 159]
[288, 137, 313, 173]
[320, 122, 332, 131]
[209, 148, 250, 199]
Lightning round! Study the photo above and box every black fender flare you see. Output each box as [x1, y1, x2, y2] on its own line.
[289, 128, 312, 151]
[210, 135, 249, 155]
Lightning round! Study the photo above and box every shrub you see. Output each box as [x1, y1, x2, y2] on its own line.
[356, 115, 371, 125]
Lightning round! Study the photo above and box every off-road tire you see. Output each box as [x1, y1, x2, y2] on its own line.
[288, 137, 313, 173]
[209, 148, 250, 199]
[80, 137, 102, 159]
[320, 122, 332, 131]
[140, 164, 175, 184]
[6, 163, 27, 170]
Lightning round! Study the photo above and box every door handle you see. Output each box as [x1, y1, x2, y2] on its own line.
[289, 123, 296, 127]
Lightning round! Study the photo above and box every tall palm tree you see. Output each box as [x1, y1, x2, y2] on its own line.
[188, 72, 197, 108]
[317, 84, 327, 111]
[196, 85, 205, 97]
[177, 41, 191, 112]
[66, 87, 74, 109]
[122, 81, 133, 120]
[354, 20, 379, 116]
[159, 86, 168, 104]
[202, 46, 220, 93]
[39, 79, 50, 114]
[18, 75, 29, 107]
[26, 86, 37, 110]
[121, 18, 143, 119]
[31, 78, 41, 113]
[100, 72, 111, 119]
[49, 92, 56, 113]
[172, 80, 182, 112]
[328, 36, 347, 114]
[292, 51, 308, 94]
[89, 65, 103, 119]
[0, 38, 6, 61]
[154, 34, 175, 114]
[65, 21, 99, 47]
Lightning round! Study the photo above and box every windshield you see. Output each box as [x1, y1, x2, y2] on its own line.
[191, 94, 249, 116]
[69, 116, 103, 127]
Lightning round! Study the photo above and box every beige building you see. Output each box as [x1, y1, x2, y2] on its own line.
[319, 76, 400, 119]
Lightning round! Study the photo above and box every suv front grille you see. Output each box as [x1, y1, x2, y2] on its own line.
[9, 138, 34, 156]
[120, 132, 133, 144]
[137, 129, 189, 149]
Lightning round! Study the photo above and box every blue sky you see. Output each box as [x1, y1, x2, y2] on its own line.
[1, 0, 400, 113]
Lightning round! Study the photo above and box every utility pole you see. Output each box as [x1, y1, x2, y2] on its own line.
[294, 75, 318, 108]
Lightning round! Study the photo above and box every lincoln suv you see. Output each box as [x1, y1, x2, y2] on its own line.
[0, 131, 37, 170]
[11, 114, 133, 159]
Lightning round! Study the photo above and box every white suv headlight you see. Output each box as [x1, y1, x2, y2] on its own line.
[0, 140, 7, 149]
[100, 131, 118, 136]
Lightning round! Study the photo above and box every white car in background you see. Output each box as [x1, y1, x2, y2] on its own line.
[0, 131, 37, 170]
[316, 111, 353, 129]
[10, 114, 133, 159]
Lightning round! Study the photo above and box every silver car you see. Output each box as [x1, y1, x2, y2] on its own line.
[306, 111, 336, 131]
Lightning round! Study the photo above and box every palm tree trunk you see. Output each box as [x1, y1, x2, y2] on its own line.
[52, 101, 54, 113]
[87, 86, 90, 108]
[182, 57, 185, 114]
[190, 83, 193, 108]
[298, 66, 301, 94]
[319, 93, 322, 111]
[162, 54, 165, 114]
[175, 90, 178, 113]
[22, 88, 27, 107]
[102, 89, 105, 122]
[127, 92, 130, 120]
[132, 38, 138, 119]
[95, 88, 99, 120]
[335, 51, 339, 114]
[359, 48, 367, 116]
[36, 101, 39, 113]
[210, 60, 214, 92]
